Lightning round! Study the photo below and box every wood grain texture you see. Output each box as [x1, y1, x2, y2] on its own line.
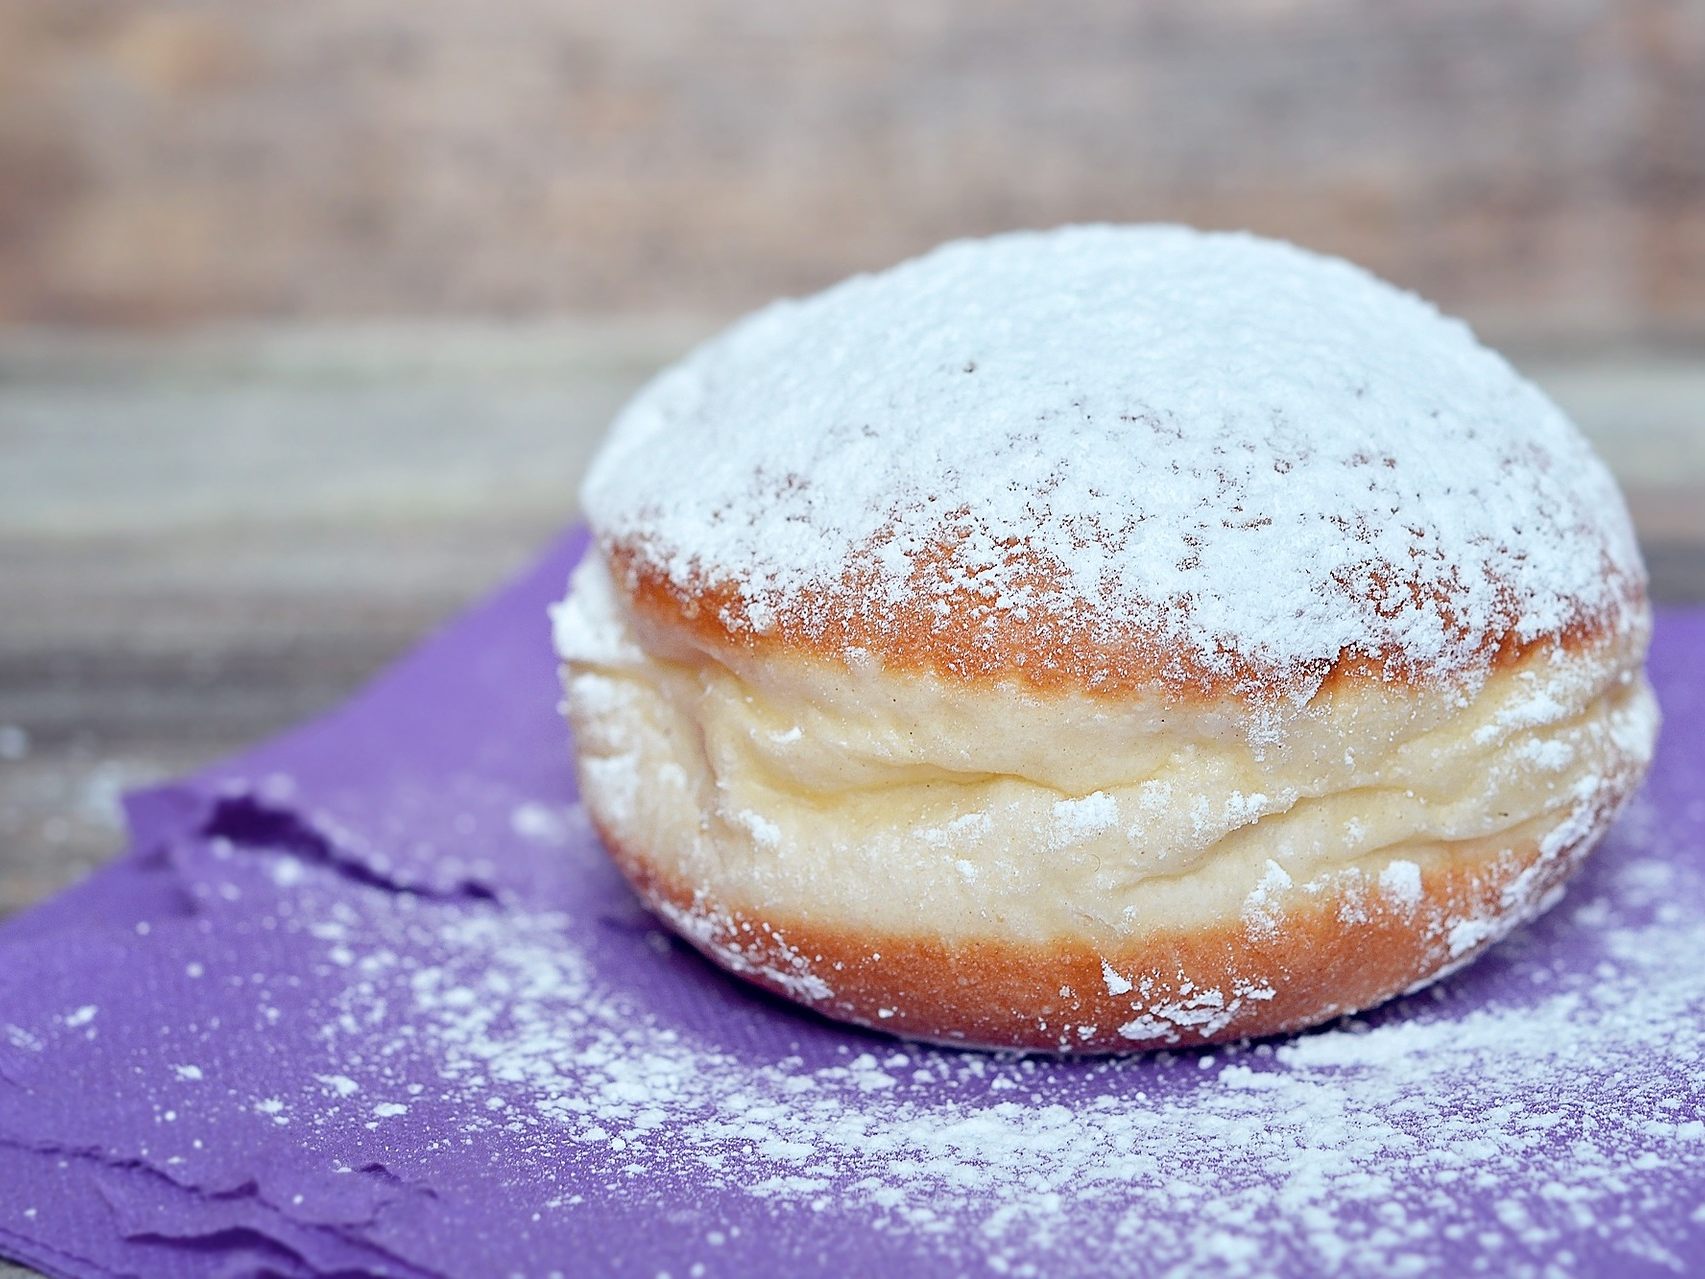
[2, 1, 1703, 339]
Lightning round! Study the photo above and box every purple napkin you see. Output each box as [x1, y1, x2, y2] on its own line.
[1, 528, 1701, 1279]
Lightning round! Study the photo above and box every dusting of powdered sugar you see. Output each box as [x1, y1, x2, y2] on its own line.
[1378, 859, 1424, 909]
[243, 790, 1702, 1278]
[1051, 791, 1119, 844]
[581, 225, 1642, 695]
[1241, 858, 1295, 938]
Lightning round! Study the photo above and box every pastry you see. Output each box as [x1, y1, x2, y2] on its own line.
[552, 225, 1658, 1050]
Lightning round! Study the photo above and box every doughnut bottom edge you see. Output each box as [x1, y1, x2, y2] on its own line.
[584, 791, 1634, 1055]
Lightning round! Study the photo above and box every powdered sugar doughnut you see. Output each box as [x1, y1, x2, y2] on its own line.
[553, 225, 1658, 1051]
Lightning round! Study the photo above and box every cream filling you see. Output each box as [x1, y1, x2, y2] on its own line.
[553, 554, 1659, 947]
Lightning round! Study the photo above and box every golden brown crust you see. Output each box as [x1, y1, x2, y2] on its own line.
[590, 793, 1626, 1053]
[607, 538, 1639, 703]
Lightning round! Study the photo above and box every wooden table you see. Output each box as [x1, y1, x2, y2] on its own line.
[3, 324, 1704, 922]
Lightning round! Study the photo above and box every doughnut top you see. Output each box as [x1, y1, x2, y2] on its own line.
[582, 225, 1644, 699]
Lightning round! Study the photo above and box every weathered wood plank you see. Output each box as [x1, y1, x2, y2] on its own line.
[3, 2, 1704, 339]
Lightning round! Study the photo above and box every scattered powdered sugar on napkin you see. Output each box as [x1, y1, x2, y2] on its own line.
[308, 821, 1705, 1276]
[0, 532, 1699, 1279]
[585, 226, 1643, 691]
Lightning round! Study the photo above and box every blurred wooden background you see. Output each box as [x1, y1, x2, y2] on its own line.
[2, 0, 1704, 343]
